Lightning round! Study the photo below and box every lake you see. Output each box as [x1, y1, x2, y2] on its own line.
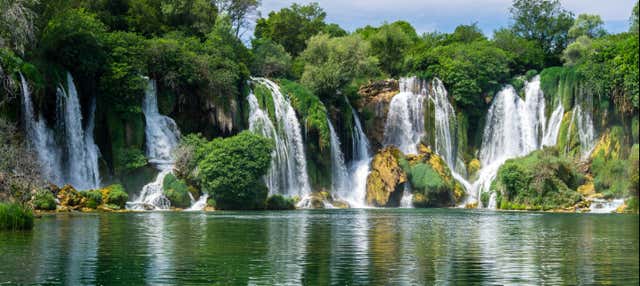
[0, 209, 638, 285]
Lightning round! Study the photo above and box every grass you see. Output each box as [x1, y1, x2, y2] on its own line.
[0, 203, 34, 231]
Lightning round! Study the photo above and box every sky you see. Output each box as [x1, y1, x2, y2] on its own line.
[253, 0, 637, 36]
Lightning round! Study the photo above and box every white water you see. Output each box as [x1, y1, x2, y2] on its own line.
[399, 184, 413, 208]
[341, 101, 372, 208]
[589, 199, 624, 213]
[142, 79, 180, 167]
[470, 76, 550, 207]
[327, 119, 350, 194]
[542, 103, 564, 147]
[569, 105, 597, 159]
[20, 73, 64, 185]
[248, 78, 311, 199]
[383, 77, 426, 155]
[186, 194, 209, 211]
[128, 169, 172, 210]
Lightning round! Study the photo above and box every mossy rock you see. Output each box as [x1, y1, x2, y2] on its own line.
[265, 194, 296, 210]
[57, 185, 84, 209]
[101, 184, 129, 209]
[82, 190, 103, 209]
[467, 159, 481, 180]
[162, 173, 191, 208]
[32, 189, 57, 211]
[365, 147, 407, 207]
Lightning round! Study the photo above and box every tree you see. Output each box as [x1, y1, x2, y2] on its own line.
[254, 3, 327, 56]
[493, 28, 545, 74]
[510, 0, 574, 65]
[568, 14, 606, 41]
[299, 34, 379, 100]
[368, 22, 414, 77]
[0, 0, 38, 55]
[197, 131, 274, 210]
[250, 38, 292, 77]
[631, 1, 639, 33]
[214, 0, 260, 38]
[448, 23, 486, 43]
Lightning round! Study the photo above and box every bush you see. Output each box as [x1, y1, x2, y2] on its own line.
[32, 190, 56, 211]
[82, 190, 103, 209]
[265, 195, 296, 210]
[197, 131, 274, 210]
[0, 203, 34, 231]
[162, 173, 191, 208]
[103, 184, 128, 209]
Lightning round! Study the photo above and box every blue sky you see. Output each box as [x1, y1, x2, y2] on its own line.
[254, 0, 637, 36]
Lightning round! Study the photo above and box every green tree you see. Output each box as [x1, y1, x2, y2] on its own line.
[299, 34, 379, 100]
[632, 1, 639, 33]
[213, 0, 260, 38]
[562, 35, 592, 65]
[254, 3, 327, 56]
[493, 28, 545, 74]
[0, 0, 38, 55]
[368, 22, 414, 77]
[568, 14, 606, 40]
[197, 131, 274, 210]
[510, 0, 574, 65]
[250, 38, 292, 77]
[448, 23, 485, 43]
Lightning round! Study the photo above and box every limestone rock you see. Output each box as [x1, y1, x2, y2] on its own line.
[366, 146, 407, 207]
[357, 79, 399, 151]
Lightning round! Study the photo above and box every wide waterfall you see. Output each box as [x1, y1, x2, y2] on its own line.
[21, 72, 101, 190]
[248, 78, 311, 198]
[327, 119, 350, 195]
[470, 76, 550, 207]
[20, 73, 63, 185]
[383, 77, 426, 154]
[128, 78, 182, 210]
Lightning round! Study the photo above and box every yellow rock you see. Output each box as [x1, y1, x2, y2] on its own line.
[366, 146, 407, 207]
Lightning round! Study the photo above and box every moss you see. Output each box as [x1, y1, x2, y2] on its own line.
[57, 185, 83, 207]
[0, 203, 34, 231]
[82, 190, 103, 209]
[102, 184, 128, 209]
[162, 173, 191, 208]
[467, 159, 481, 180]
[253, 83, 276, 122]
[33, 190, 56, 211]
[279, 79, 330, 150]
[265, 194, 296, 210]
[590, 129, 636, 198]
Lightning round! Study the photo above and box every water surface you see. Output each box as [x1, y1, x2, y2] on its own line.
[1, 209, 638, 285]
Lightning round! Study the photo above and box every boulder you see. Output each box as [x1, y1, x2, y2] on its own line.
[366, 147, 407, 207]
[357, 79, 399, 150]
[57, 185, 84, 209]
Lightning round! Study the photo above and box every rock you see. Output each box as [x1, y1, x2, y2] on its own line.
[366, 147, 407, 207]
[467, 159, 481, 181]
[404, 145, 463, 207]
[358, 79, 399, 150]
[57, 185, 84, 209]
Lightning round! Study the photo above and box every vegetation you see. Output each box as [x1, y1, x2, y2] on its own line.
[82, 190, 103, 209]
[163, 173, 191, 208]
[0, 202, 34, 231]
[32, 189, 56, 210]
[265, 194, 296, 210]
[103, 184, 129, 209]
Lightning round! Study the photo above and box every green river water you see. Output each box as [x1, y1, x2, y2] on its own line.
[0, 209, 638, 285]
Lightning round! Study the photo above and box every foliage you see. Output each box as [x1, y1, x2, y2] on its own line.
[125, 0, 218, 38]
[0, 202, 33, 230]
[408, 163, 453, 207]
[510, 0, 574, 65]
[32, 189, 56, 210]
[630, 1, 639, 34]
[0, 0, 38, 55]
[299, 34, 379, 100]
[0, 118, 43, 203]
[562, 36, 593, 66]
[568, 14, 606, 40]
[265, 194, 295, 210]
[254, 3, 328, 56]
[250, 38, 291, 77]
[162, 173, 191, 208]
[279, 79, 329, 149]
[493, 28, 545, 74]
[213, 0, 260, 38]
[173, 133, 208, 184]
[82, 190, 103, 209]
[494, 148, 583, 210]
[590, 129, 637, 198]
[197, 131, 273, 210]
[361, 21, 416, 76]
[103, 184, 128, 209]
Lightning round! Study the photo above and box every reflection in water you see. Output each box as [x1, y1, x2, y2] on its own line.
[0, 210, 638, 285]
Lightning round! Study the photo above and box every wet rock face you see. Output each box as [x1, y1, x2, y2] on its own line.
[366, 146, 407, 207]
[357, 80, 399, 151]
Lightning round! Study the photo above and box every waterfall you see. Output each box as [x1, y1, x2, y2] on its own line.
[327, 119, 350, 194]
[186, 194, 209, 211]
[341, 100, 372, 208]
[142, 79, 180, 167]
[128, 78, 182, 210]
[569, 105, 597, 159]
[469, 76, 548, 207]
[383, 77, 426, 154]
[21, 72, 100, 190]
[399, 184, 413, 208]
[248, 78, 311, 198]
[542, 104, 564, 147]
[20, 73, 64, 185]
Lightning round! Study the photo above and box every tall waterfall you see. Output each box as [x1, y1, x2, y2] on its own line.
[128, 78, 182, 210]
[327, 119, 350, 194]
[567, 103, 597, 159]
[21, 72, 100, 190]
[20, 73, 63, 185]
[341, 101, 372, 207]
[248, 78, 311, 198]
[542, 103, 564, 147]
[470, 76, 549, 207]
[383, 77, 426, 154]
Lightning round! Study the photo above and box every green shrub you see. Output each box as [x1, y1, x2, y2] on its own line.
[104, 185, 128, 209]
[82, 190, 103, 209]
[162, 173, 191, 208]
[0, 203, 34, 231]
[265, 195, 296, 210]
[407, 162, 454, 207]
[32, 190, 56, 211]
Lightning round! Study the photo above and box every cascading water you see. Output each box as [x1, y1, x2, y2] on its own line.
[56, 73, 102, 190]
[20, 73, 64, 185]
[339, 101, 372, 207]
[469, 76, 550, 207]
[327, 119, 350, 194]
[542, 103, 564, 147]
[383, 77, 426, 155]
[128, 78, 182, 210]
[248, 78, 311, 199]
[568, 105, 597, 159]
